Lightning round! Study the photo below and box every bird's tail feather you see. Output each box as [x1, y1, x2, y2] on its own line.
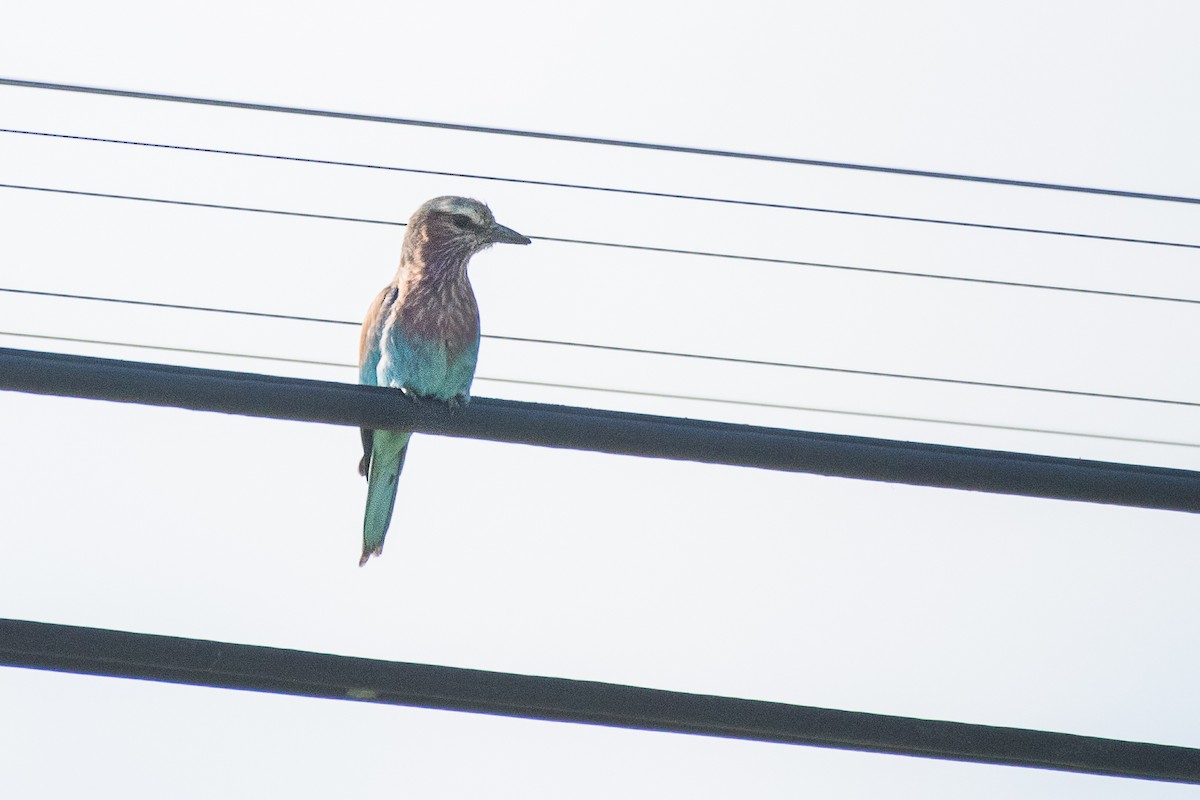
[360, 429, 411, 566]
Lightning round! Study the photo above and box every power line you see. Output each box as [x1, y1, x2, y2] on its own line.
[4, 76, 1199, 206]
[4, 288, 1198, 410]
[0, 286, 349, 326]
[4, 127, 1199, 249]
[2, 183, 1198, 306]
[481, 376, 1200, 450]
[0, 182, 394, 227]
[5, 80, 1197, 789]
[0, 330, 350, 369]
[501, 333, 1200, 409]
[3, 346, 1200, 511]
[3, 619, 1198, 784]
[5, 328, 1196, 449]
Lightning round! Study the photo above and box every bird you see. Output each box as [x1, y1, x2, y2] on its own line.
[357, 196, 530, 566]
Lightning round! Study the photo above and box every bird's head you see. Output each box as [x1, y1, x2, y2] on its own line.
[404, 196, 530, 268]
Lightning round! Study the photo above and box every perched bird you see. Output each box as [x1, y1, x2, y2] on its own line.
[357, 196, 530, 566]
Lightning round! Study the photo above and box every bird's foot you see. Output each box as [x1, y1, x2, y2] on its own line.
[447, 394, 470, 413]
[400, 387, 422, 405]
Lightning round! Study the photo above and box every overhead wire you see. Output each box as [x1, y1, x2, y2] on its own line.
[4, 81, 1200, 780]
[0, 182, 392, 227]
[2, 329, 1197, 449]
[5, 618, 1200, 784]
[3, 127, 1199, 249]
[4, 76, 1200, 206]
[0, 105, 1195, 439]
[3, 286, 1198, 408]
[7, 346, 1200, 512]
[0, 183, 1197, 308]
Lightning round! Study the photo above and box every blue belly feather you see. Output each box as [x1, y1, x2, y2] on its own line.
[376, 326, 480, 401]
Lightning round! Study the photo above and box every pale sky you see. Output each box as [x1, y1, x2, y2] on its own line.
[1, 2, 1198, 797]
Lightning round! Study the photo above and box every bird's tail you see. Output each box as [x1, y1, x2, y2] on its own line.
[360, 429, 411, 566]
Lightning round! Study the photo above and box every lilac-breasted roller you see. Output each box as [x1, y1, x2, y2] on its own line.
[357, 196, 530, 566]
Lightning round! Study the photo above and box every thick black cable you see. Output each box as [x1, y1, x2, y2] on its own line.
[5, 619, 1200, 783]
[3, 287, 1197, 409]
[2, 347, 1200, 511]
[6, 329, 1196, 448]
[3, 619, 1199, 784]
[3, 127, 1198, 249]
[3, 77, 1199, 206]
[4, 183, 1198, 305]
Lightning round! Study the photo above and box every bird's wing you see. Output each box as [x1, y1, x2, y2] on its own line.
[359, 285, 396, 387]
[443, 336, 481, 401]
[358, 285, 397, 476]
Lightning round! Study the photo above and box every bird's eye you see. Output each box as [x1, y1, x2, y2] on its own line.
[451, 214, 473, 230]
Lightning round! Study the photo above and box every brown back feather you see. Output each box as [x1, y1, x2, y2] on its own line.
[357, 285, 399, 476]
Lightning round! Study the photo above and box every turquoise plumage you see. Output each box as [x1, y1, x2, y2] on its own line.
[357, 196, 530, 566]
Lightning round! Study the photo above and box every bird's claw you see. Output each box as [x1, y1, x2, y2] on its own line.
[400, 388, 468, 411]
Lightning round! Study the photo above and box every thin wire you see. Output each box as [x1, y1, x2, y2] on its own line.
[3, 329, 1196, 450]
[0, 330, 349, 369]
[1, 182, 1197, 307]
[486, 334, 1200, 408]
[481, 375, 1200, 450]
[4, 286, 1199, 408]
[0, 287, 351, 326]
[4, 127, 1199, 249]
[0, 183, 397, 227]
[4, 76, 1200, 206]
[538, 232, 1200, 302]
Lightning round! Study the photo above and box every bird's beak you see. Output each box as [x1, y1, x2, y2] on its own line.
[489, 222, 532, 245]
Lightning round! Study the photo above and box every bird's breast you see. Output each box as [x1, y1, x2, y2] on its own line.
[377, 277, 481, 400]
[395, 287, 480, 362]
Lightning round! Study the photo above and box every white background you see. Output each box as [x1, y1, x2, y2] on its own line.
[0, 1, 1198, 797]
